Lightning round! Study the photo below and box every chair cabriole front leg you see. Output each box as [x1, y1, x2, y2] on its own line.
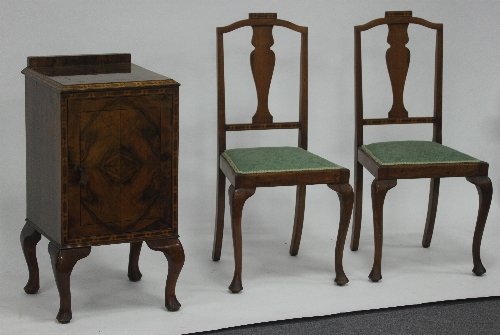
[228, 185, 255, 293]
[369, 179, 397, 282]
[466, 176, 492, 276]
[329, 183, 354, 286]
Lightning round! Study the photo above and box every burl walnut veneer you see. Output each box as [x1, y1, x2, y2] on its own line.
[20, 53, 184, 323]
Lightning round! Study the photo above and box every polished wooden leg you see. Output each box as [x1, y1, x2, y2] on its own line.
[289, 185, 306, 256]
[422, 178, 440, 248]
[48, 242, 91, 323]
[369, 179, 397, 282]
[146, 238, 185, 311]
[212, 168, 226, 261]
[20, 222, 42, 294]
[466, 176, 492, 276]
[128, 241, 143, 282]
[351, 162, 363, 251]
[228, 185, 255, 293]
[329, 183, 354, 286]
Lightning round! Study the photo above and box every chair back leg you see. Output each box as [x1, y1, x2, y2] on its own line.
[289, 185, 306, 256]
[212, 169, 226, 261]
[422, 178, 440, 248]
[351, 162, 364, 250]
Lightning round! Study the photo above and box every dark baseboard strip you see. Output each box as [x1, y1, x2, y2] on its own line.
[189, 296, 500, 335]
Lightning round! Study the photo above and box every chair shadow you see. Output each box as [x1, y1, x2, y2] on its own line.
[491, 96, 500, 208]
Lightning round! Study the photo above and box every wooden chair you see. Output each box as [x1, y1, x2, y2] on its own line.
[212, 13, 353, 293]
[352, 11, 493, 281]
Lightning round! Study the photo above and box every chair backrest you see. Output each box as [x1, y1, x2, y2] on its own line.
[217, 13, 308, 156]
[354, 11, 443, 148]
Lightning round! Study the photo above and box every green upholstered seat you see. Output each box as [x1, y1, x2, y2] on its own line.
[221, 146, 342, 174]
[361, 141, 481, 166]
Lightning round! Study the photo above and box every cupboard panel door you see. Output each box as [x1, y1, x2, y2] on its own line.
[66, 94, 173, 242]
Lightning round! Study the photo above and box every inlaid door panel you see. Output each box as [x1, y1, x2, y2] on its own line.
[66, 94, 173, 241]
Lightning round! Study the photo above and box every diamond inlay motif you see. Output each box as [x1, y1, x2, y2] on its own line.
[99, 148, 142, 184]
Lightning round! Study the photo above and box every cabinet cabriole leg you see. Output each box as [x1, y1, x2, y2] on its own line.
[146, 238, 185, 311]
[48, 242, 91, 323]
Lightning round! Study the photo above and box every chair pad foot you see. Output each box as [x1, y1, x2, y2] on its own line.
[127, 271, 142, 282]
[56, 310, 72, 324]
[24, 282, 39, 294]
[473, 264, 486, 276]
[334, 272, 349, 286]
[369, 268, 382, 282]
[229, 276, 243, 293]
[166, 296, 181, 311]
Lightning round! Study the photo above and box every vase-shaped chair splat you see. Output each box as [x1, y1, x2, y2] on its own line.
[386, 19, 410, 119]
[251, 25, 275, 124]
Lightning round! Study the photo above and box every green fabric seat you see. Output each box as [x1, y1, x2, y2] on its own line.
[221, 146, 342, 174]
[361, 141, 481, 166]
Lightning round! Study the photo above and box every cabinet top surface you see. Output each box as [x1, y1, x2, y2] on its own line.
[22, 54, 179, 91]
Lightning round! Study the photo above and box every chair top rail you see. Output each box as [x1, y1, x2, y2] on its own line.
[217, 13, 307, 34]
[355, 11, 442, 32]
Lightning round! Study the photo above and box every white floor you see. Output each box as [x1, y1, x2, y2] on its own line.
[1, 179, 499, 334]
